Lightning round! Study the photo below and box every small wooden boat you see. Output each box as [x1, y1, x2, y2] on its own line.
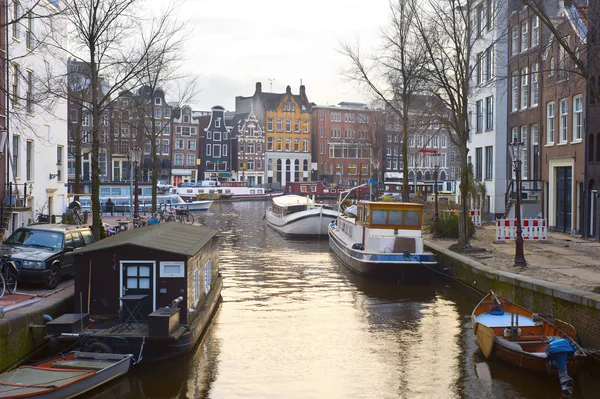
[0, 352, 133, 399]
[472, 291, 587, 394]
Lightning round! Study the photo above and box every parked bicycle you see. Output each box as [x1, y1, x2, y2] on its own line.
[155, 209, 176, 223]
[0, 257, 19, 298]
[175, 207, 195, 225]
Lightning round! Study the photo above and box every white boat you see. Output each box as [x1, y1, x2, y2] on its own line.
[265, 195, 338, 237]
[178, 199, 213, 211]
[170, 181, 283, 201]
[328, 189, 437, 278]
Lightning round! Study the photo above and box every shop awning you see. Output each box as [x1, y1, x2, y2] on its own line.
[218, 172, 231, 178]
[171, 169, 193, 176]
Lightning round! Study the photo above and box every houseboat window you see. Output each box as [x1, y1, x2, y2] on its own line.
[311, 186, 317, 192]
[111, 188, 122, 196]
[301, 186, 307, 192]
[100, 187, 110, 196]
[204, 260, 212, 294]
[143, 188, 152, 195]
[388, 210, 403, 225]
[250, 189, 256, 194]
[372, 210, 387, 225]
[160, 261, 184, 277]
[193, 268, 199, 303]
[404, 210, 420, 226]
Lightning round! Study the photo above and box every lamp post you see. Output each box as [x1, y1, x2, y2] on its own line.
[372, 158, 380, 200]
[132, 146, 142, 219]
[508, 140, 527, 267]
[430, 151, 441, 238]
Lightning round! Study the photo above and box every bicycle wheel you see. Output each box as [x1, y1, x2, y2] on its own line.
[167, 215, 176, 222]
[0, 273, 6, 299]
[184, 213, 194, 225]
[4, 266, 17, 294]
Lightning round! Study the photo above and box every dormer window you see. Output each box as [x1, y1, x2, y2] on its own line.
[155, 97, 161, 105]
[183, 114, 190, 123]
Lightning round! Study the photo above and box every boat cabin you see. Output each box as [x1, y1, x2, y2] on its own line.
[355, 201, 423, 230]
[72, 223, 220, 326]
[271, 195, 312, 217]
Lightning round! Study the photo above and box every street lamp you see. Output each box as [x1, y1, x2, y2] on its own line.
[508, 139, 527, 267]
[131, 146, 143, 219]
[372, 158, 380, 200]
[430, 151, 441, 238]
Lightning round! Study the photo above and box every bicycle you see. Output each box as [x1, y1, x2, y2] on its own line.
[0, 258, 19, 298]
[175, 207, 195, 225]
[158, 209, 176, 223]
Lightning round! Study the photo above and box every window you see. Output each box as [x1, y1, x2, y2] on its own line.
[26, 141, 33, 181]
[558, 39, 569, 81]
[520, 68, 528, 109]
[476, 100, 483, 132]
[485, 146, 493, 180]
[102, 131, 108, 143]
[103, 115, 109, 126]
[267, 137, 273, 151]
[485, 47, 493, 81]
[486, 0, 492, 31]
[409, 135, 415, 147]
[154, 108, 162, 119]
[511, 72, 519, 112]
[213, 144, 221, 157]
[82, 115, 89, 127]
[417, 135, 423, 147]
[531, 16, 539, 47]
[559, 99, 568, 143]
[521, 22, 528, 52]
[477, 4, 484, 35]
[531, 64, 539, 106]
[511, 27, 519, 56]
[12, 63, 19, 106]
[164, 108, 171, 118]
[82, 131, 89, 144]
[573, 96, 582, 141]
[247, 143, 255, 153]
[175, 139, 184, 150]
[26, 70, 33, 113]
[475, 147, 482, 180]
[521, 126, 528, 179]
[188, 140, 196, 150]
[162, 139, 169, 154]
[483, 96, 493, 130]
[175, 153, 183, 165]
[285, 119, 291, 132]
[276, 119, 282, 132]
[441, 135, 447, 148]
[204, 260, 212, 295]
[320, 111, 325, 121]
[193, 268, 199, 303]
[12, 1, 19, 39]
[206, 144, 211, 156]
[154, 97, 161, 105]
[476, 52, 482, 85]
[549, 57, 555, 76]
[98, 152, 107, 176]
[546, 102, 555, 144]
[187, 154, 195, 166]
[267, 118, 273, 131]
[25, 12, 35, 50]
[213, 131, 221, 141]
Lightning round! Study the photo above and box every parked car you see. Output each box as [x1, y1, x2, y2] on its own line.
[157, 181, 172, 191]
[1, 224, 95, 289]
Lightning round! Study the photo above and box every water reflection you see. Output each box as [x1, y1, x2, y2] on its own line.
[81, 201, 599, 399]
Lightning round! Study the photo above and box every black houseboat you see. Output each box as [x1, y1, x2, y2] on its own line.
[50, 223, 222, 364]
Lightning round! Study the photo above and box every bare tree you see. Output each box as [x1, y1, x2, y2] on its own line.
[340, 0, 428, 202]
[44, 0, 184, 239]
[356, 105, 386, 195]
[133, 4, 198, 212]
[409, 0, 476, 249]
[521, 0, 598, 100]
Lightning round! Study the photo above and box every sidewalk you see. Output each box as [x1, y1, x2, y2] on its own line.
[425, 225, 600, 293]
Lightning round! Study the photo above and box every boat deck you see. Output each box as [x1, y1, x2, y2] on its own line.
[87, 323, 187, 339]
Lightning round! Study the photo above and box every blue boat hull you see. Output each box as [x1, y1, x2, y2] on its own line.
[328, 226, 437, 279]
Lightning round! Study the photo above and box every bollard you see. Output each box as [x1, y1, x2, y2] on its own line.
[83, 211, 89, 224]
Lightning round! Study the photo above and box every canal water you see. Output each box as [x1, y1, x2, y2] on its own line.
[84, 201, 600, 399]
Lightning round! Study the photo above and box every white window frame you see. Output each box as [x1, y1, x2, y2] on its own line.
[573, 95, 582, 142]
[546, 102, 555, 145]
[520, 68, 528, 109]
[159, 261, 184, 278]
[559, 98, 568, 143]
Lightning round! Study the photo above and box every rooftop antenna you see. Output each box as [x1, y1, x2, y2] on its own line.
[268, 78, 275, 92]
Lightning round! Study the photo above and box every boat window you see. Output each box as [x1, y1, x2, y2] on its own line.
[372, 210, 387, 225]
[388, 210, 403, 225]
[404, 210, 420, 226]
[301, 186, 307, 192]
[311, 186, 317, 192]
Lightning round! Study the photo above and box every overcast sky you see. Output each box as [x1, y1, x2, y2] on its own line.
[164, 0, 391, 111]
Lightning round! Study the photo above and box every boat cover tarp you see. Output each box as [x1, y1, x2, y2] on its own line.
[0, 367, 92, 396]
[476, 312, 537, 327]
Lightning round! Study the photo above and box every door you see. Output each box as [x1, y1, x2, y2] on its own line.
[121, 262, 154, 319]
[555, 167, 572, 233]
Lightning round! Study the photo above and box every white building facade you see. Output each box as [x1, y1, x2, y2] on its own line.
[467, 0, 509, 219]
[6, 0, 68, 233]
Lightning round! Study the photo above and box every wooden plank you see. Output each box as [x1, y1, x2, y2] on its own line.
[474, 323, 495, 358]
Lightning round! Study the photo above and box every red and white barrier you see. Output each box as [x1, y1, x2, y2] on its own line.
[495, 218, 547, 241]
[442, 209, 481, 227]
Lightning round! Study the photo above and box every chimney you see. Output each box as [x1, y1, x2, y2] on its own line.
[255, 82, 262, 95]
[286, 85, 291, 94]
[300, 84, 306, 100]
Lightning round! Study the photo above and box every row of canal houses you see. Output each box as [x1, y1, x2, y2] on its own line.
[469, 0, 598, 239]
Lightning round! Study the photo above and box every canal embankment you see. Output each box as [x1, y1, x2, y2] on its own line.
[425, 240, 600, 350]
[0, 283, 73, 372]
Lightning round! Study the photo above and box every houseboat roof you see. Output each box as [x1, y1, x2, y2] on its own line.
[74, 223, 219, 257]
[273, 195, 313, 207]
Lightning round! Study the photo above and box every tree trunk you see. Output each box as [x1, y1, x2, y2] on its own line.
[74, 138, 81, 202]
[458, 143, 470, 248]
[401, 104, 410, 202]
[90, 57, 101, 240]
[152, 140, 158, 213]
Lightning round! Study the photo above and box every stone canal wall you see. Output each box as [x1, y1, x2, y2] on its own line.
[426, 241, 600, 349]
[0, 288, 73, 372]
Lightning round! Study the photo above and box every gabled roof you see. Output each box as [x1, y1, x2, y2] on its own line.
[74, 223, 219, 257]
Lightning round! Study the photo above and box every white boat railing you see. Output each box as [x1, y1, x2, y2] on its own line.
[336, 183, 368, 227]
